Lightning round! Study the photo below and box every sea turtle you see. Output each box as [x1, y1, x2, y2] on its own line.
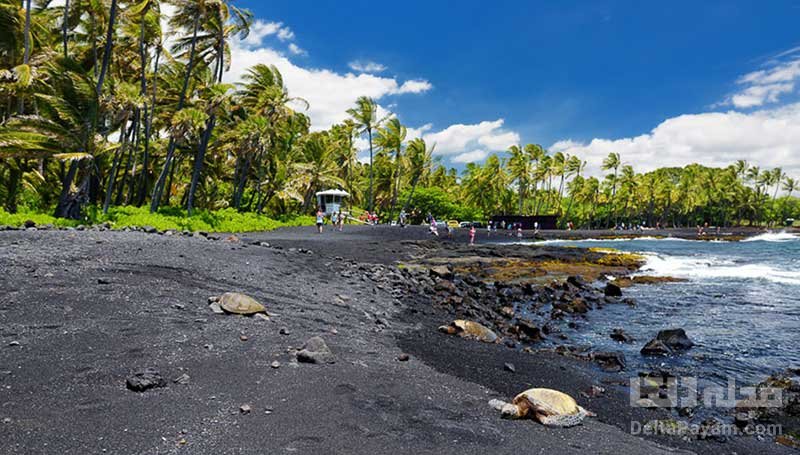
[208, 292, 266, 315]
[438, 320, 498, 343]
[489, 388, 595, 427]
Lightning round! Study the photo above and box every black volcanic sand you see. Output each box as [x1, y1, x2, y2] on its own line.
[0, 225, 793, 454]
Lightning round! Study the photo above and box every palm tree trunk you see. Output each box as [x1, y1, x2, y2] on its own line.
[187, 115, 216, 215]
[23, 0, 31, 64]
[137, 45, 160, 206]
[103, 117, 129, 213]
[151, 15, 200, 212]
[367, 128, 374, 212]
[96, 0, 118, 96]
[62, 0, 70, 58]
[55, 160, 79, 218]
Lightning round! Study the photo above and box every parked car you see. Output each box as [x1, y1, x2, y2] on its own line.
[447, 220, 460, 228]
[470, 221, 484, 228]
[786, 218, 796, 227]
[459, 221, 472, 228]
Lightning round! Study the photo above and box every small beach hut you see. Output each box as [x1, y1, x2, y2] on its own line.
[315, 189, 349, 215]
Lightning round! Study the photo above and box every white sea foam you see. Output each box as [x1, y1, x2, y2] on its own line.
[639, 253, 800, 285]
[741, 231, 799, 242]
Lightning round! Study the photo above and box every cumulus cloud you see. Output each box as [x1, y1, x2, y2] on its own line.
[242, 20, 295, 47]
[418, 119, 520, 156]
[550, 103, 800, 178]
[452, 149, 489, 163]
[348, 60, 387, 73]
[725, 52, 800, 108]
[225, 41, 432, 130]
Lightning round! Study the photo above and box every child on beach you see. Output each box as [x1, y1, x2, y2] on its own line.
[316, 208, 324, 233]
[338, 211, 344, 231]
[469, 225, 476, 245]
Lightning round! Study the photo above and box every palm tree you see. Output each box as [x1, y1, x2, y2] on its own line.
[347, 96, 379, 212]
[782, 177, 797, 198]
[506, 144, 530, 215]
[401, 137, 434, 214]
[374, 117, 407, 220]
[602, 152, 621, 227]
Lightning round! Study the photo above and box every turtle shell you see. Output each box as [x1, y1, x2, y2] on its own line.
[217, 292, 265, 315]
[514, 388, 580, 417]
[452, 320, 498, 343]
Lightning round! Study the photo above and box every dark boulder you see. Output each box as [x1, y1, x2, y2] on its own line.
[126, 368, 167, 392]
[592, 351, 626, 372]
[641, 339, 673, 356]
[604, 282, 622, 297]
[655, 328, 694, 350]
[610, 328, 634, 343]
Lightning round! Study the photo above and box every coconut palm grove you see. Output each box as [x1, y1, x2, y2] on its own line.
[0, 0, 798, 230]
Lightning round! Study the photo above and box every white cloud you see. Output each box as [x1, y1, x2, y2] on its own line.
[348, 60, 387, 73]
[242, 20, 295, 47]
[226, 36, 431, 130]
[725, 54, 800, 108]
[550, 102, 800, 179]
[288, 43, 307, 56]
[452, 149, 489, 163]
[419, 119, 520, 156]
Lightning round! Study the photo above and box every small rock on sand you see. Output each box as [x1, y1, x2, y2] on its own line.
[209, 302, 224, 314]
[279, 327, 290, 335]
[173, 374, 190, 385]
[504, 362, 516, 373]
[240, 404, 251, 414]
[296, 336, 335, 364]
[397, 353, 410, 362]
[604, 282, 622, 297]
[126, 368, 167, 392]
[270, 361, 281, 369]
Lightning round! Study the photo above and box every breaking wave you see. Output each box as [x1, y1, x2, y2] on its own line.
[741, 231, 799, 242]
[639, 253, 800, 285]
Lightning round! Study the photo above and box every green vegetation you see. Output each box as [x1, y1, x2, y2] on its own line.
[0, 206, 313, 232]
[0, 1, 798, 229]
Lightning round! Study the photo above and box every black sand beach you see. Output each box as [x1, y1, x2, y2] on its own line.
[0, 225, 795, 454]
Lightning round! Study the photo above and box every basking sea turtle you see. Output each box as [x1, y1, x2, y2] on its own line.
[438, 320, 498, 343]
[489, 388, 595, 427]
[209, 292, 266, 315]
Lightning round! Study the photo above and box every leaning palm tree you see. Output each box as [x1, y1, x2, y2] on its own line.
[782, 177, 797, 198]
[347, 96, 380, 212]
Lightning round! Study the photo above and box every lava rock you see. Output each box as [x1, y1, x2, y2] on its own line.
[397, 353, 410, 362]
[296, 336, 335, 364]
[126, 368, 167, 392]
[654, 328, 694, 350]
[592, 351, 626, 372]
[604, 282, 622, 297]
[641, 339, 673, 356]
[429, 265, 453, 279]
[610, 328, 634, 343]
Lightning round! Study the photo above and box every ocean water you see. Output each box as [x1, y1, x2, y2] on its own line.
[531, 232, 800, 387]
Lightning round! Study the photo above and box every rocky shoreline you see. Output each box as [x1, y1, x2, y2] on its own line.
[0, 225, 796, 454]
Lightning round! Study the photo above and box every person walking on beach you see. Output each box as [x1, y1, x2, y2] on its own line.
[430, 217, 439, 236]
[316, 208, 324, 234]
[469, 225, 476, 245]
[330, 211, 338, 230]
[338, 210, 345, 231]
[487, 221, 492, 237]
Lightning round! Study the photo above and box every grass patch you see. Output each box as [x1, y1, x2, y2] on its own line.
[0, 206, 314, 233]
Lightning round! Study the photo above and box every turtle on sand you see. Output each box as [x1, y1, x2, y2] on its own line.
[489, 388, 596, 427]
[438, 320, 498, 343]
[208, 292, 266, 315]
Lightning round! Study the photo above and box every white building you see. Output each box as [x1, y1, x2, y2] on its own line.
[315, 189, 349, 215]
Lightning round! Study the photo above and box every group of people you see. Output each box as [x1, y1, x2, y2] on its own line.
[315, 208, 346, 233]
[486, 220, 534, 238]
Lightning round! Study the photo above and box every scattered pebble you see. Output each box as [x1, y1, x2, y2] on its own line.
[8, 341, 20, 347]
[504, 362, 516, 373]
[240, 335, 249, 342]
[239, 404, 251, 414]
[296, 336, 335, 364]
[279, 327, 290, 335]
[97, 278, 111, 285]
[2, 417, 11, 424]
[270, 361, 281, 369]
[173, 374, 190, 385]
[397, 353, 410, 362]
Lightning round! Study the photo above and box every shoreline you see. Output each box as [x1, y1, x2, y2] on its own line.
[0, 226, 796, 453]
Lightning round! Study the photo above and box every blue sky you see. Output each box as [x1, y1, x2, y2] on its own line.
[227, 0, 800, 176]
